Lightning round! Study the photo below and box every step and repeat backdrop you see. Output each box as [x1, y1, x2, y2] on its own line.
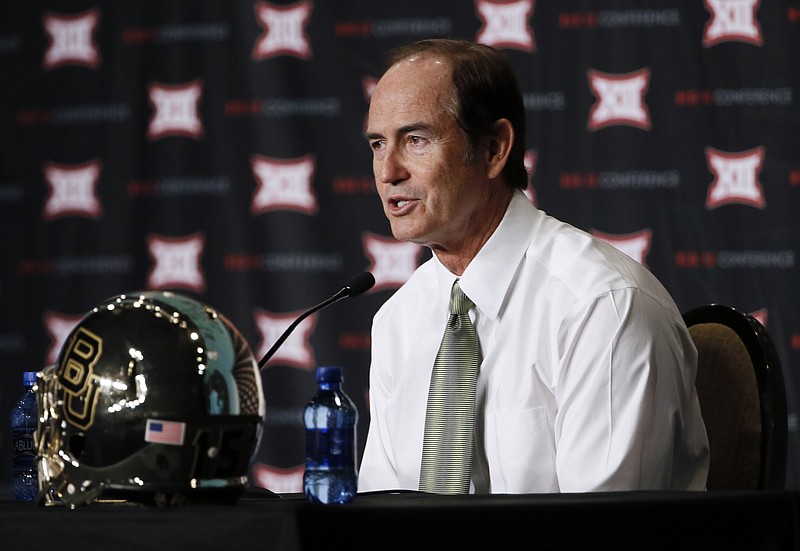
[1, 0, 799, 492]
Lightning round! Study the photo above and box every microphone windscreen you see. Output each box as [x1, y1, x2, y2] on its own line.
[345, 272, 375, 297]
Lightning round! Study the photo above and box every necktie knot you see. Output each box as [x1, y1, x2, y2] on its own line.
[450, 281, 473, 315]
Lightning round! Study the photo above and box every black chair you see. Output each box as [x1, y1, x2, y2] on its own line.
[683, 304, 787, 490]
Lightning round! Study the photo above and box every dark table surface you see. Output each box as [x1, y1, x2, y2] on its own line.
[1, 488, 798, 550]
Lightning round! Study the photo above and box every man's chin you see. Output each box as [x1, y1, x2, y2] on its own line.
[390, 226, 424, 245]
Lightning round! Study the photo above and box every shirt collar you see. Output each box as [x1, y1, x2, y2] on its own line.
[432, 191, 536, 320]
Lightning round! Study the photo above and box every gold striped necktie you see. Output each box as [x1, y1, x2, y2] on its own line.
[419, 280, 480, 494]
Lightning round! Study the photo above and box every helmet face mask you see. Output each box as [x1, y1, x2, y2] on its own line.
[36, 291, 265, 507]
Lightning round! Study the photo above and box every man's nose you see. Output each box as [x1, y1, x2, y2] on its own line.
[378, 147, 410, 184]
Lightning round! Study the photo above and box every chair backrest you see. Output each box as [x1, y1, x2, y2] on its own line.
[683, 304, 787, 491]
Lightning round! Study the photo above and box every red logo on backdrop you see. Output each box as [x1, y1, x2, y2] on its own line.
[363, 233, 423, 292]
[42, 9, 101, 70]
[254, 309, 317, 369]
[250, 154, 318, 215]
[475, 0, 535, 52]
[524, 149, 537, 205]
[252, 0, 313, 60]
[703, 0, 763, 47]
[750, 308, 768, 328]
[43, 160, 103, 221]
[146, 81, 204, 141]
[705, 146, 766, 209]
[146, 233, 206, 292]
[588, 69, 651, 131]
[475, 0, 536, 52]
[362, 76, 377, 102]
[252, 463, 304, 493]
[591, 229, 652, 267]
[43, 311, 84, 365]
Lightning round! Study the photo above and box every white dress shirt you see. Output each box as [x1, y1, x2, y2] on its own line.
[359, 191, 709, 493]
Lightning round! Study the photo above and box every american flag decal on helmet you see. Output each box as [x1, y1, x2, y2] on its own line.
[145, 419, 186, 446]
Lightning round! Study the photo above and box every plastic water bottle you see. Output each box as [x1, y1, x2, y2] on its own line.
[303, 366, 358, 504]
[10, 371, 38, 502]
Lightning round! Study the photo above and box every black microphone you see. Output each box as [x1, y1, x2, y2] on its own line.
[257, 271, 375, 370]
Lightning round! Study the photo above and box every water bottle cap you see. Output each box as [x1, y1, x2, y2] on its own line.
[316, 366, 342, 383]
[23, 371, 37, 387]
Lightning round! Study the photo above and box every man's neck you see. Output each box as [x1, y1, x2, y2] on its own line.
[432, 189, 514, 276]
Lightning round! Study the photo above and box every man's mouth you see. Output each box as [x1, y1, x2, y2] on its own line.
[388, 197, 417, 214]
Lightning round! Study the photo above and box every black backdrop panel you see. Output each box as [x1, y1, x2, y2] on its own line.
[1, 0, 798, 491]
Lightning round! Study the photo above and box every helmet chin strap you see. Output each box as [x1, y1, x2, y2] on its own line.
[43, 477, 105, 509]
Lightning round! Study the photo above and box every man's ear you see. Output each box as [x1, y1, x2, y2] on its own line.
[485, 118, 514, 180]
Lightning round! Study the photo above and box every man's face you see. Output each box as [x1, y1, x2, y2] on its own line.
[366, 56, 489, 252]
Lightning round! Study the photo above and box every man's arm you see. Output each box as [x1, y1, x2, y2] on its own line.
[553, 288, 706, 491]
[358, 362, 401, 492]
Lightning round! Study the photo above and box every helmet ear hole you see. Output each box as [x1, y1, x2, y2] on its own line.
[69, 433, 86, 459]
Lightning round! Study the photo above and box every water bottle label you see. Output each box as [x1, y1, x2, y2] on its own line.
[12, 427, 36, 470]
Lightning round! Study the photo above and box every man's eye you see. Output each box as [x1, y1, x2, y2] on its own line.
[409, 136, 426, 146]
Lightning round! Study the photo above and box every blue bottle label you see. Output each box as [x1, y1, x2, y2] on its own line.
[12, 427, 36, 470]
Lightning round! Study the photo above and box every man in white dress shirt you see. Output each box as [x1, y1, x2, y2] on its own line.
[359, 39, 709, 493]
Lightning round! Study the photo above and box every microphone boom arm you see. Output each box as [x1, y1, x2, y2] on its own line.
[257, 272, 375, 371]
[257, 290, 347, 370]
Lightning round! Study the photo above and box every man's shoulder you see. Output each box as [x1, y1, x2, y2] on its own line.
[527, 216, 674, 304]
[373, 259, 437, 320]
